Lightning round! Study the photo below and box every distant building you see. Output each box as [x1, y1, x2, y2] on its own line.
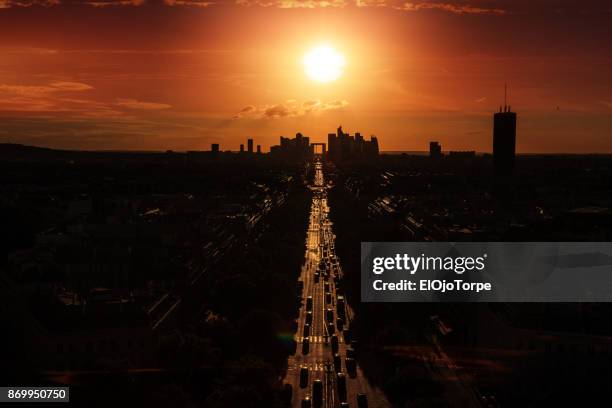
[247, 138, 254, 154]
[211, 143, 219, 153]
[430, 141, 442, 159]
[270, 132, 313, 160]
[240, 144, 244, 153]
[493, 105, 517, 175]
[327, 126, 379, 161]
[256, 145, 261, 154]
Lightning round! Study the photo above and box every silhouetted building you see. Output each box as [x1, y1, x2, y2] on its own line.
[247, 138, 254, 154]
[211, 143, 219, 153]
[240, 144, 244, 153]
[327, 126, 379, 161]
[493, 105, 517, 175]
[257, 145, 261, 154]
[430, 141, 442, 159]
[270, 133, 313, 160]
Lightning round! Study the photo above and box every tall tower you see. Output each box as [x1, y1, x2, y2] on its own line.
[247, 138, 254, 154]
[493, 84, 517, 175]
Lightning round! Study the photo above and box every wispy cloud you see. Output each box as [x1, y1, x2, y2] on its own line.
[0, 82, 93, 97]
[163, 0, 214, 6]
[236, 0, 348, 8]
[116, 98, 172, 110]
[87, 0, 145, 7]
[234, 99, 349, 119]
[393, 2, 507, 15]
[235, 0, 508, 13]
[0, 0, 58, 8]
[0, 81, 171, 115]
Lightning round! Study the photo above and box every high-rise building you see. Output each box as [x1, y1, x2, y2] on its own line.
[211, 143, 219, 153]
[327, 126, 379, 161]
[256, 145, 261, 154]
[430, 141, 442, 159]
[493, 106, 517, 175]
[247, 138, 254, 154]
[270, 133, 314, 159]
[240, 144, 244, 153]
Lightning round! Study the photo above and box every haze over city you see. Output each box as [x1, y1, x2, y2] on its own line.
[1, 0, 611, 153]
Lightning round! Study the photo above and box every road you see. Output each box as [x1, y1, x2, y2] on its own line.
[284, 159, 390, 408]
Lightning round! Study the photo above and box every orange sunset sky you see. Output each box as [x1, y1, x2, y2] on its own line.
[0, 0, 611, 153]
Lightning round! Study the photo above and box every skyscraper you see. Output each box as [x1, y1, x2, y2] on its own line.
[211, 143, 219, 153]
[493, 86, 517, 175]
[493, 107, 517, 175]
[430, 141, 442, 159]
[247, 138, 254, 154]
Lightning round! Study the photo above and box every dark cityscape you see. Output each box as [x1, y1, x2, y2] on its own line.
[2, 1, 612, 407]
[3, 99, 612, 407]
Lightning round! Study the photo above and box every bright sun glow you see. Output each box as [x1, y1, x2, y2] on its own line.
[303, 45, 346, 83]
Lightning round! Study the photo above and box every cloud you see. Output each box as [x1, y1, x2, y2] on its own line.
[87, 0, 145, 6]
[391, 1, 507, 15]
[0, 81, 170, 115]
[263, 104, 291, 118]
[115, 98, 172, 110]
[163, 0, 214, 6]
[236, 0, 348, 8]
[233, 105, 256, 118]
[0, 81, 93, 97]
[234, 99, 349, 119]
[49, 82, 94, 91]
[234, 0, 508, 13]
[0, 0, 58, 8]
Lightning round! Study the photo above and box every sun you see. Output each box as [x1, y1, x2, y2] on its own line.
[303, 45, 346, 83]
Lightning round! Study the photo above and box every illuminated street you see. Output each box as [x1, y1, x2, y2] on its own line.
[284, 159, 389, 408]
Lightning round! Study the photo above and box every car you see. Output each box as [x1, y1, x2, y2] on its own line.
[303, 323, 311, 338]
[301, 396, 312, 408]
[314, 272, 320, 283]
[299, 366, 309, 388]
[343, 329, 351, 343]
[305, 311, 313, 325]
[336, 296, 346, 319]
[345, 357, 356, 378]
[357, 393, 368, 408]
[328, 322, 335, 334]
[312, 380, 323, 408]
[336, 317, 344, 331]
[324, 282, 330, 292]
[340, 403, 349, 408]
[331, 334, 339, 353]
[337, 373, 347, 402]
[326, 308, 334, 322]
[306, 296, 313, 311]
[333, 353, 341, 372]
[302, 337, 310, 355]
[346, 347, 355, 359]
[325, 292, 332, 304]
